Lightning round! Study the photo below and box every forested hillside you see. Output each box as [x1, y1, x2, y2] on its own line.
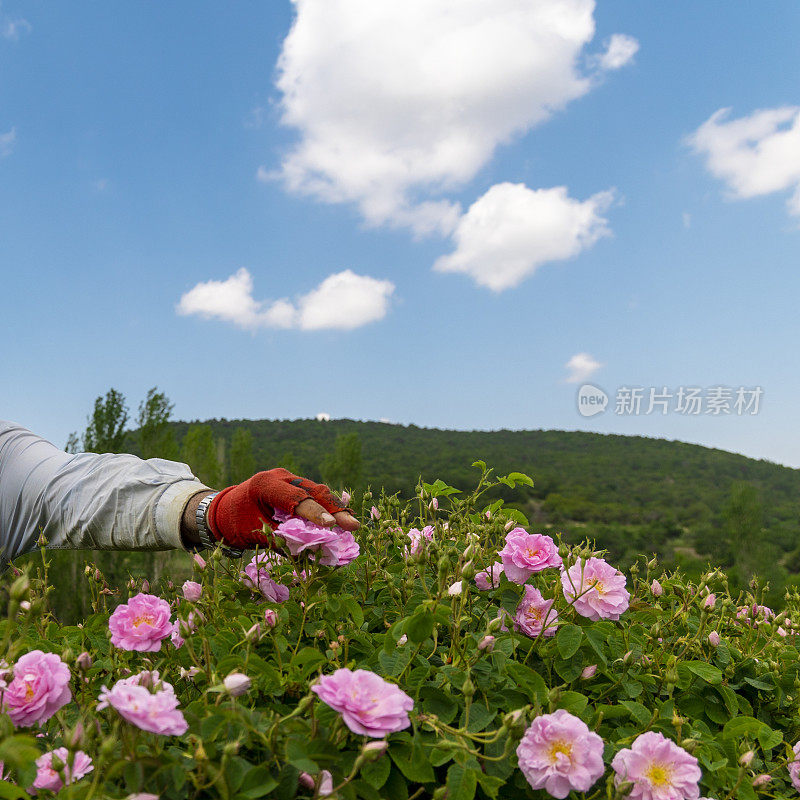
[32, 388, 800, 620]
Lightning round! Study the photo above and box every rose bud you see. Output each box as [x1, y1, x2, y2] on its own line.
[264, 609, 278, 628]
[76, 651, 93, 672]
[224, 672, 251, 697]
[708, 631, 721, 646]
[182, 580, 202, 602]
[581, 664, 598, 679]
[651, 579, 663, 597]
[193, 553, 207, 570]
[478, 635, 495, 652]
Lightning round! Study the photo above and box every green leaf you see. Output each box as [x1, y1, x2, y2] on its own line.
[506, 663, 548, 705]
[286, 738, 318, 773]
[556, 691, 588, 715]
[475, 772, 505, 799]
[361, 755, 391, 789]
[556, 624, 583, 660]
[404, 610, 435, 644]
[500, 507, 529, 527]
[446, 764, 477, 800]
[758, 726, 782, 751]
[683, 661, 723, 684]
[238, 765, 279, 798]
[0, 782, 30, 800]
[722, 716, 769, 740]
[390, 741, 435, 783]
[620, 700, 652, 727]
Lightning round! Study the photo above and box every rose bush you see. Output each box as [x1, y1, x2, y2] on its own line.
[0, 464, 799, 798]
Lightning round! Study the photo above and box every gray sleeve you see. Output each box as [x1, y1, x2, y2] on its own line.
[0, 420, 212, 562]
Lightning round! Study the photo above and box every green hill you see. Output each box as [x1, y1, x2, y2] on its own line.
[162, 418, 800, 595]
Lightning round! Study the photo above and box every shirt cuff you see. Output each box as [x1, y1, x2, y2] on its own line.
[153, 480, 212, 550]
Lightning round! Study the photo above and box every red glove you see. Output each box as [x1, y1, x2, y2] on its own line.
[205, 468, 353, 550]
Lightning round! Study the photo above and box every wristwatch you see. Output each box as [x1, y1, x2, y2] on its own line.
[195, 492, 245, 559]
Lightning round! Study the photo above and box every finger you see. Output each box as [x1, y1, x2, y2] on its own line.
[295, 498, 336, 527]
[333, 511, 360, 531]
[302, 480, 352, 515]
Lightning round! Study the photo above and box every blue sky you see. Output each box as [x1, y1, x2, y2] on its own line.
[2, 1, 800, 468]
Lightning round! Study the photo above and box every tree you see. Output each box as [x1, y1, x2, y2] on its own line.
[137, 387, 179, 460]
[322, 432, 363, 491]
[229, 428, 256, 484]
[83, 389, 129, 454]
[181, 424, 221, 488]
[65, 432, 81, 454]
[723, 482, 768, 584]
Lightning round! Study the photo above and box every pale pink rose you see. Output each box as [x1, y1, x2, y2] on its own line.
[404, 526, 434, 558]
[317, 529, 360, 567]
[752, 774, 771, 787]
[340, 490, 351, 505]
[170, 621, 184, 649]
[109, 593, 173, 652]
[32, 747, 93, 792]
[475, 562, 504, 590]
[277, 517, 339, 555]
[264, 609, 278, 628]
[789, 741, 800, 791]
[708, 631, 720, 647]
[514, 586, 559, 638]
[516, 709, 605, 798]
[2, 650, 71, 727]
[498, 529, 561, 584]
[581, 665, 598, 680]
[396, 634, 408, 646]
[224, 673, 251, 696]
[97, 675, 187, 736]
[651, 579, 663, 597]
[182, 581, 202, 602]
[179, 666, 201, 680]
[478, 635, 495, 652]
[192, 553, 207, 570]
[561, 558, 630, 621]
[739, 750, 754, 767]
[370, 506, 380, 520]
[611, 731, 701, 800]
[312, 668, 413, 737]
[448, 581, 463, 596]
[703, 593, 716, 609]
[240, 553, 290, 603]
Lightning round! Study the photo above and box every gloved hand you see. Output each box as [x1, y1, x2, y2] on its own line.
[205, 468, 359, 551]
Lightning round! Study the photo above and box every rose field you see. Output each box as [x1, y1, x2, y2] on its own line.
[2, 464, 800, 799]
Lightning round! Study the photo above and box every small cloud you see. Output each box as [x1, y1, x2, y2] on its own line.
[176, 267, 395, 332]
[379, 417, 391, 424]
[1, 12, 31, 41]
[434, 182, 614, 291]
[92, 178, 110, 192]
[682, 212, 691, 228]
[565, 352, 603, 383]
[687, 106, 800, 219]
[597, 34, 640, 70]
[244, 106, 267, 130]
[315, 412, 331, 421]
[0, 127, 15, 158]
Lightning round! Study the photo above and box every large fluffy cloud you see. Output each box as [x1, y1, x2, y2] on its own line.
[272, 0, 634, 237]
[177, 268, 395, 331]
[433, 183, 613, 291]
[688, 106, 800, 217]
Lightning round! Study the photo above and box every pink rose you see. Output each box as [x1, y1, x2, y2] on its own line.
[97, 673, 187, 736]
[2, 650, 71, 727]
[317, 530, 361, 567]
[561, 558, 630, 621]
[109, 593, 173, 652]
[312, 668, 413, 737]
[264, 609, 278, 628]
[404, 526, 434, 558]
[514, 586, 559, 638]
[498, 529, 561, 584]
[517, 710, 605, 798]
[611, 731, 701, 800]
[182, 581, 202, 602]
[703, 593, 716, 609]
[789, 741, 800, 791]
[32, 748, 93, 793]
[240, 553, 290, 603]
[650, 579, 663, 597]
[475, 562, 504, 590]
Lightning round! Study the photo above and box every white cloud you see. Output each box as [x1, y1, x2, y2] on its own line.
[688, 106, 800, 217]
[315, 412, 331, 421]
[597, 33, 639, 70]
[0, 127, 15, 158]
[433, 182, 613, 291]
[682, 212, 691, 228]
[177, 267, 395, 331]
[273, 0, 633, 235]
[565, 352, 603, 383]
[1, 3, 31, 41]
